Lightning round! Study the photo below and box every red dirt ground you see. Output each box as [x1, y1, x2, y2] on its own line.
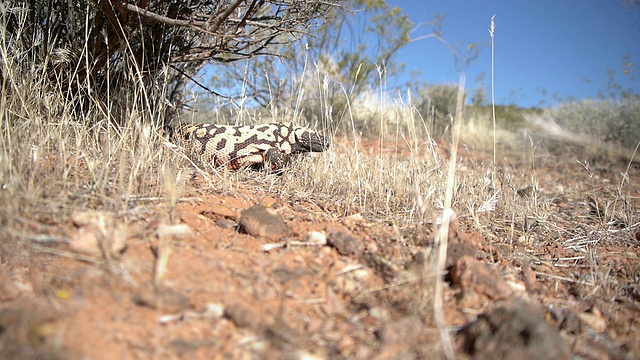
[1, 141, 639, 359]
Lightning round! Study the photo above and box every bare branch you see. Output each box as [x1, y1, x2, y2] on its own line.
[17, 0, 342, 122]
[210, 0, 246, 33]
[122, 2, 203, 27]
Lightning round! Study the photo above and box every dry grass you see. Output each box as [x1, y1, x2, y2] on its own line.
[2, 9, 639, 358]
[0, 81, 185, 226]
[3, 68, 639, 355]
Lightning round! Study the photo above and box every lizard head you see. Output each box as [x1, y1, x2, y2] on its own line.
[292, 127, 331, 154]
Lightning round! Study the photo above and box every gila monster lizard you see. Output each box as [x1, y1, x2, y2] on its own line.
[174, 122, 330, 172]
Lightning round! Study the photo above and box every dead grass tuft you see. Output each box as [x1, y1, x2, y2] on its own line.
[1, 9, 639, 358]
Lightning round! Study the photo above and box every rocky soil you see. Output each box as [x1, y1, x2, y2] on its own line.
[1, 144, 639, 359]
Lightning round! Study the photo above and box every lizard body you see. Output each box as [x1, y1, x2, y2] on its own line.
[174, 122, 329, 172]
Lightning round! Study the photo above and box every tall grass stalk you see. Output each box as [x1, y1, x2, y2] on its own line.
[489, 15, 497, 168]
[436, 75, 465, 360]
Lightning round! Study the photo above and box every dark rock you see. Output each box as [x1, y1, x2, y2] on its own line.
[215, 218, 237, 229]
[446, 242, 478, 268]
[238, 204, 292, 241]
[327, 231, 364, 256]
[461, 299, 570, 360]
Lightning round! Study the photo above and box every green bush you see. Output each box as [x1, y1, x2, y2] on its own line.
[549, 98, 640, 149]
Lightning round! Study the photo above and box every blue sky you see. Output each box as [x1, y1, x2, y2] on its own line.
[387, 0, 640, 107]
